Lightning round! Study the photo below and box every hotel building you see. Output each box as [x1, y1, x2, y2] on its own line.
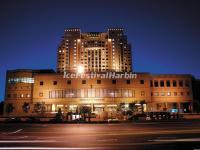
[3, 28, 200, 119]
[57, 28, 132, 73]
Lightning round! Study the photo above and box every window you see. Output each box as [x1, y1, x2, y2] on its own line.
[173, 80, 177, 87]
[167, 92, 171, 96]
[20, 94, 24, 98]
[13, 94, 17, 98]
[26, 94, 31, 98]
[187, 92, 190, 96]
[67, 80, 71, 85]
[40, 81, 43, 86]
[82, 80, 86, 84]
[179, 80, 183, 87]
[180, 92, 184, 96]
[140, 80, 144, 84]
[8, 77, 34, 84]
[166, 80, 170, 87]
[53, 81, 57, 85]
[141, 91, 145, 96]
[126, 80, 130, 84]
[185, 80, 190, 87]
[174, 92, 177, 96]
[154, 81, 159, 87]
[112, 80, 116, 84]
[161, 92, 165, 96]
[160, 80, 164, 87]
[97, 80, 101, 84]
[154, 92, 159, 96]
[7, 94, 11, 98]
[150, 80, 153, 87]
[39, 92, 43, 97]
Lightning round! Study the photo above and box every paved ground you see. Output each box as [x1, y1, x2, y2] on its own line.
[0, 120, 200, 149]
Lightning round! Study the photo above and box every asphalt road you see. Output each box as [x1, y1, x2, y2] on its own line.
[0, 120, 200, 150]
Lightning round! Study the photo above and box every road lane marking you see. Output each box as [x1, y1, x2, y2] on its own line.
[0, 140, 56, 143]
[150, 138, 200, 142]
[17, 128, 200, 136]
[11, 129, 23, 134]
[0, 148, 95, 150]
[157, 136, 177, 139]
[1, 129, 23, 135]
[96, 138, 118, 142]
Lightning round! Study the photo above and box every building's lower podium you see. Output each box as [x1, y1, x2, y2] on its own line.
[3, 69, 198, 120]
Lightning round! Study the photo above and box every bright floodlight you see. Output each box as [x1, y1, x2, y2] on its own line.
[77, 65, 84, 74]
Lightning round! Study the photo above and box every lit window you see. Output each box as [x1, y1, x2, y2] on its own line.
[141, 91, 145, 96]
[26, 94, 31, 98]
[39, 92, 43, 97]
[154, 92, 159, 96]
[20, 94, 24, 98]
[8, 77, 34, 84]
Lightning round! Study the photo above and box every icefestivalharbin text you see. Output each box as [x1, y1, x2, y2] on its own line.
[63, 72, 137, 79]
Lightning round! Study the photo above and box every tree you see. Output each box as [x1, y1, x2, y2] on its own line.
[55, 108, 64, 122]
[119, 103, 126, 115]
[79, 106, 91, 122]
[129, 102, 136, 112]
[34, 102, 46, 116]
[22, 102, 30, 113]
[6, 103, 14, 114]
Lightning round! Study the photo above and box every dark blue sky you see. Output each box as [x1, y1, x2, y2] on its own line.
[0, 0, 200, 101]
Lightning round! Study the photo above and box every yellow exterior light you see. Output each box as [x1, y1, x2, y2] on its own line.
[77, 65, 84, 74]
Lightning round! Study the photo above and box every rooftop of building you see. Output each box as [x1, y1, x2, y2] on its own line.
[7, 69, 55, 74]
[6, 69, 196, 79]
[64, 27, 124, 33]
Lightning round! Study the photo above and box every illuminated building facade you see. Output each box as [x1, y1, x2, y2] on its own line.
[57, 28, 132, 73]
[3, 28, 200, 119]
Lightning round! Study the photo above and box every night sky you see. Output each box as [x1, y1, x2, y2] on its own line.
[0, 0, 200, 101]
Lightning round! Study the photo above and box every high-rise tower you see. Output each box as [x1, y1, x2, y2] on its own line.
[57, 28, 132, 73]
